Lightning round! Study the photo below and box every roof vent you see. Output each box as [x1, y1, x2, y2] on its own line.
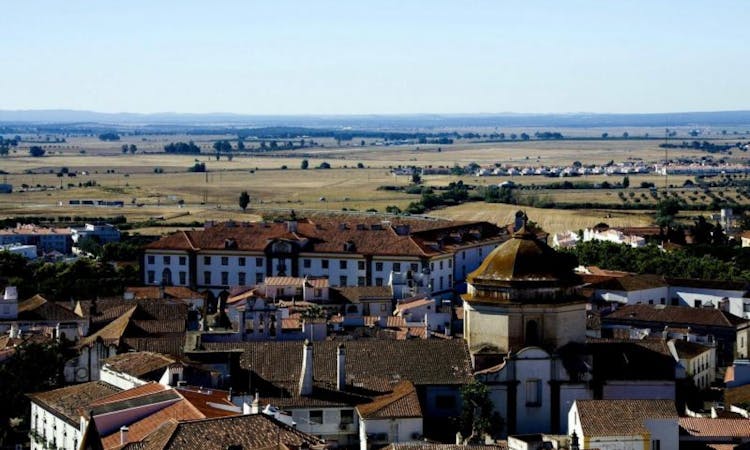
[339, 223, 348, 231]
[344, 241, 356, 252]
[224, 238, 238, 249]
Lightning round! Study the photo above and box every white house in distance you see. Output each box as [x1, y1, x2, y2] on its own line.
[668, 339, 716, 389]
[568, 399, 678, 450]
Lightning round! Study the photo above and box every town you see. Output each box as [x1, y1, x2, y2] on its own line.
[4, 1, 750, 449]
[1, 202, 750, 449]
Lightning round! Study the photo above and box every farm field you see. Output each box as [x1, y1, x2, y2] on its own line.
[1, 135, 749, 234]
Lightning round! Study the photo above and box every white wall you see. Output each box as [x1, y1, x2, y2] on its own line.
[30, 402, 80, 450]
[645, 418, 679, 450]
[598, 287, 669, 305]
[602, 381, 675, 400]
[99, 364, 148, 390]
[359, 417, 422, 450]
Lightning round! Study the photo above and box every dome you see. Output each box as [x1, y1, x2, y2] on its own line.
[466, 226, 579, 288]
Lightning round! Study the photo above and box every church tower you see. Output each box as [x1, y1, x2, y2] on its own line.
[462, 220, 587, 355]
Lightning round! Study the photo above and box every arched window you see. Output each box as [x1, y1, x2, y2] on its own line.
[161, 268, 173, 286]
[525, 320, 540, 347]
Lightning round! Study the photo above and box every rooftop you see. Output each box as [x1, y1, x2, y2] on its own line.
[603, 304, 748, 328]
[680, 417, 750, 438]
[356, 380, 422, 419]
[104, 351, 178, 378]
[576, 399, 676, 436]
[28, 381, 122, 426]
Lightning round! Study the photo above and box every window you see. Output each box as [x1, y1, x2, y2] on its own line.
[303, 259, 311, 268]
[147, 271, 155, 284]
[204, 271, 211, 284]
[179, 271, 187, 285]
[660, 297, 665, 305]
[651, 440, 661, 450]
[448, 259, 452, 268]
[204, 256, 211, 265]
[393, 262, 401, 272]
[340, 260, 347, 270]
[380, 304, 387, 312]
[448, 275, 453, 287]
[375, 277, 383, 286]
[358, 261, 365, 271]
[526, 379, 542, 407]
[221, 256, 229, 266]
[309, 410, 323, 424]
[163, 255, 171, 265]
[147, 255, 155, 264]
[439, 260, 443, 270]
[256, 257, 264, 267]
[321, 259, 329, 269]
[411, 263, 419, 272]
[430, 262, 435, 271]
[256, 273, 264, 284]
[375, 262, 384, 271]
[648, 299, 654, 305]
[238, 272, 246, 285]
[221, 272, 229, 285]
[695, 300, 702, 307]
[462, 251, 466, 260]
[340, 276, 348, 286]
[340, 409, 354, 424]
[239, 257, 246, 266]
[179, 256, 187, 265]
[436, 395, 456, 409]
[358, 276, 366, 286]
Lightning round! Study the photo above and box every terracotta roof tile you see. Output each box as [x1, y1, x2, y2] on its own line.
[357, 380, 422, 419]
[590, 274, 668, 292]
[396, 298, 434, 313]
[104, 352, 177, 378]
[145, 219, 506, 259]
[125, 286, 204, 300]
[15, 295, 82, 322]
[28, 381, 121, 425]
[680, 417, 750, 438]
[90, 382, 168, 407]
[388, 444, 507, 450]
[331, 286, 393, 303]
[604, 304, 747, 328]
[143, 414, 324, 450]
[176, 387, 239, 418]
[672, 340, 711, 360]
[576, 399, 676, 436]
[100, 400, 203, 450]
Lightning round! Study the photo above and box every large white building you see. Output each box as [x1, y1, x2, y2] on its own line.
[142, 218, 507, 296]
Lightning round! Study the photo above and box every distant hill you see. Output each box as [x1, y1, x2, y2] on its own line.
[2, 109, 750, 129]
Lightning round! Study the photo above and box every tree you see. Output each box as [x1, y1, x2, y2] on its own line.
[239, 191, 250, 211]
[622, 176, 630, 188]
[655, 198, 680, 229]
[520, 132, 530, 140]
[622, 132, 629, 138]
[457, 380, 504, 443]
[301, 159, 309, 170]
[356, 162, 365, 169]
[29, 146, 45, 157]
[237, 140, 245, 151]
[601, 132, 609, 139]
[0, 341, 67, 446]
[129, 144, 137, 154]
[121, 144, 129, 154]
[411, 167, 422, 184]
[317, 162, 331, 169]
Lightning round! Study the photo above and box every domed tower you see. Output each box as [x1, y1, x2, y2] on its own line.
[462, 221, 587, 354]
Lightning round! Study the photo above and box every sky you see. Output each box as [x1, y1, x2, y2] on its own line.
[1, 1, 748, 115]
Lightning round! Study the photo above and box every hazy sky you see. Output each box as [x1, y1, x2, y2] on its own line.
[2, 1, 748, 115]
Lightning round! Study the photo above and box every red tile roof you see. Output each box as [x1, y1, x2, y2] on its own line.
[28, 381, 122, 426]
[90, 382, 168, 407]
[576, 399, 676, 437]
[145, 218, 506, 258]
[104, 352, 177, 378]
[604, 304, 747, 328]
[175, 387, 239, 418]
[125, 286, 204, 300]
[357, 380, 422, 419]
[680, 417, 750, 438]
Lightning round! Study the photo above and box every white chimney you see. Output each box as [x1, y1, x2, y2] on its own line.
[337, 343, 346, 391]
[251, 391, 260, 414]
[299, 340, 313, 396]
[3, 286, 18, 302]
[120, 426, 129, 445]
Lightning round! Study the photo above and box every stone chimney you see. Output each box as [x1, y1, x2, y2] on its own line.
[337, 343, 346, 391]
[120, 426, 129, 445]
[299, 340, 313, 396]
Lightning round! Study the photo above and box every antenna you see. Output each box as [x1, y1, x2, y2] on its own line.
[664, 121, 669, 193]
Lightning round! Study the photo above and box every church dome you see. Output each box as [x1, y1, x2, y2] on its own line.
[467, 226, 579, 289]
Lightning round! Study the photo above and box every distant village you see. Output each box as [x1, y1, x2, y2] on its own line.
[4, 212, 750, 449]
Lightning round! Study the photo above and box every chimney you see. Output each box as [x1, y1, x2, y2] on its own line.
[299, 340, 313, 396]
[337, 343, 346, 391]
[286, 220, 298, 233]
[120, 426, 129, 445]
